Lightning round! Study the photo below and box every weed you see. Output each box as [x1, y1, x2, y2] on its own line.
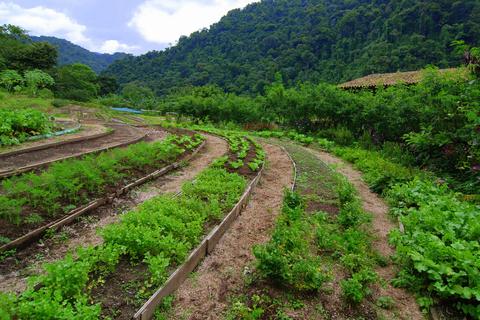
[23, 213, 44, 225]
[376, 296, 395, 310]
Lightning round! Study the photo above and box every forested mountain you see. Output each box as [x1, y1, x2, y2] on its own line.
[32, 36, 130, 73]
[103, 0, 480, 95]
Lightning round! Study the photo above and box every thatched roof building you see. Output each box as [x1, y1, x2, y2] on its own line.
[339, 68, 459, 90]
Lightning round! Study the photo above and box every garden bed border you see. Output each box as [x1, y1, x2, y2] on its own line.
[134, 163, 264, 320]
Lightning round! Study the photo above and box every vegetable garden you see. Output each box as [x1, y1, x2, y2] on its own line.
[0, 123, 269, 319]
[1, 13, 479, 320]
[0, 68, 479, 320]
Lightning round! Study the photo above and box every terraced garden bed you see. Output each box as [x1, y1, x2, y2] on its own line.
[0, 133, 205, 250]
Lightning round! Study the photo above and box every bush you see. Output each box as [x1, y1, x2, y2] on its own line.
[317, 127, 355, 146]
[37, 88, 54, 99]
[0, 108, 53, 146]
[51, 98, 70, 108]
[388, 178, 480, 317]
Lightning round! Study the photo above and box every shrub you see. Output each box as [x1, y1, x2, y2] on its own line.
[51, 99, 70, 108]
[0, 108, 53, 146]
[317, 127, 355, 146]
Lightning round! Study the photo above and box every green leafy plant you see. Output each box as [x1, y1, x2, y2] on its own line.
[254, 190, 328, 292]
[0, 108, 53, 146]
[0, 134, 204, 230]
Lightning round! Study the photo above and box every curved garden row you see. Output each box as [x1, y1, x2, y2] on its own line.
[0, 123, 146, 179]
[0, 123, 110, 159]
[0, 133, 205, 253]
[256, 130, 480, 318]
[0, 131, 266, 320]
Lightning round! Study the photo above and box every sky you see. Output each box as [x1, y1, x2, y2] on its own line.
[0, 0, 258, 55]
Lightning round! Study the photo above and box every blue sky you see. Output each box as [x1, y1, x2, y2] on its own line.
[0, 0, 258, 55]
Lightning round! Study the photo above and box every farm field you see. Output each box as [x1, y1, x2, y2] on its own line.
[1, 2, 480, 319]
[0, 100, 479, 320]
[0, 99, 479, 319]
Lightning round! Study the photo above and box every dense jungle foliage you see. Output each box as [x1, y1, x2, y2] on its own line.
[104, 0, 480, 95]
[158, 67, 480, 193]
[0, 25, 57, 72]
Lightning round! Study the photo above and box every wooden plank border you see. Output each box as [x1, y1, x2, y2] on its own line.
[0, 140, 206, 253]
[134, 163, 264, 320]
[279, 145, 297, 191]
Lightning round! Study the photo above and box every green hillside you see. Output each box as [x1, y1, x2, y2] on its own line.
[32, 36, 129, 73]
[103, 0, 480, 95]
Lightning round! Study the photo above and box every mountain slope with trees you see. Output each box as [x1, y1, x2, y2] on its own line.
[103, 0, 480, 95]
[32, 36, 130, 73]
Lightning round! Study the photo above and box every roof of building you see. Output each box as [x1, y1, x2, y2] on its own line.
[338, 68, 460, 89]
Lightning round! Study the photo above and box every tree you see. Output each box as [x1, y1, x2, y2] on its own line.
[0, 69, 23, 92]
[54, 63, 98, 101]
[98, 75, 119, 96]
[0, 24, 57, 72]
[121, 82, 156, 109]
[0, 24, 29, 40]
[103, 0, 480, 95]
[15, 42, 58, 71]
[24, 69, 55, 96]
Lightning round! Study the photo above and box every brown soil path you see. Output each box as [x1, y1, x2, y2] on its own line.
[0, 123, 108, 157]
[168, 143, 294, 320]
[0, 123, 145, 176]
[0, 134, 227, 295]
[306, 148, 423, 320]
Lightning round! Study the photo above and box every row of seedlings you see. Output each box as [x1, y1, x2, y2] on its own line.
[332, 146, 480, 318]
[190, 127, 264, 177]
[226, 141, 384, 319]
[0, 134, 205, 251]
[0, 133, 266, 319]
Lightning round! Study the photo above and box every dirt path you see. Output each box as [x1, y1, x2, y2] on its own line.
[0, 123, 145, 176]
[306, 148, 423, 319]
[0, 123, 108, 157]
[168, 143, 294, 320]
[0, 134, 227, 295]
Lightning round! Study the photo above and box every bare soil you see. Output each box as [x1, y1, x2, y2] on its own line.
[0, 123, 146, 176]
[306, 148, 423, 320]
[0, 123, 108, 157]
[0, 134, 227, 295]
[168, 143, 294, 320]
[90, 258, 150, 320]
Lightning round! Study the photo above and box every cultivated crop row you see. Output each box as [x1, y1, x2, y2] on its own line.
[0, 134, 204, 245]
[254, 175, 378, 303]
[186, 126, 265, 173]
[257, 130, 480, 318]
[0, 132, 266, 319]
[0, 165, 247, 319]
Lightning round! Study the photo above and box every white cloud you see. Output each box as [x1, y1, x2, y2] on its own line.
[0, 2, 137, 54]
[129, 0, 258, 44]
[0, 2, 89, 44]
[99, 40, 139, 54]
